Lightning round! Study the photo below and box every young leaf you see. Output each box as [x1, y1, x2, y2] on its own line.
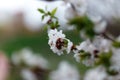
[38, 8, 45, 13]
[51, 8, 57, 17]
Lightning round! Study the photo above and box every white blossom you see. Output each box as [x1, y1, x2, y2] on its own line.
[63, 0, 87, 19]
[111, 35, 120, 70]
[74, 53, 81, 63]
[48, 29, 66, 40]
[48, 29, 66, 55]
[48, 29, 73, 55]
[69, 0, 120, 22]
[73, 40, 96, 66]
[64, 7, 77, 20]
[93, 36, 112, 53]
[111, 48, 120, 71]
[11, 48, 48, 69]
[89, 15, 107, 33]
[84, 66, 107, 80]
[94, 20, 107, 33]
[21, 69, 37, 80]
[82, 59, 95, 67]
[50, 61, 80, 80]
[11, 53, 22, 65]
[73, 36, 112, 66]
[64, 0, 120, 34]
[75, 40, 91, 52]
[74, 52, 95, 67]
[74, 40, 96, 54]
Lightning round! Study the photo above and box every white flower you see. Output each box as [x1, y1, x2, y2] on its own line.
[88, 11, 107, 34]
[48, 29, 65, 40]
[48, 29, 66, 55]
[76, 40, 91, 52]
[12, 48, 48, 69]
[84, 0, 120, 21]
[82, 59, 95, 67]
[84, 66, 107, 80]
[73, 0, 87, 16]
[21, 69, 37, 80]
[93, 36, 112, 53]
[64, 0, 87, 19]
[73, 40, 96, 66]
[73, 36, 112, 66]
[88, 15, 102, 24]
[74, 53, 81, 62]
[111, 48, 120, 71]
[50, 61, 80, 80]
[64, 7, 77, 20]
[74, 40, 96, 54]
[94, 20, 107, 33]
[11, 53, 21, 65]
[64, 0, 120, 34]
[48, 29, 73, 55]
[74, 53, 95, 67]
[111, 36, 120, 71]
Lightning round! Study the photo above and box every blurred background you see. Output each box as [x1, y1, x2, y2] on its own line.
[0, 0, 86, 80]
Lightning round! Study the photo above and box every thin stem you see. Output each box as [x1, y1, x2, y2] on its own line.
[101, 32, 115, 42]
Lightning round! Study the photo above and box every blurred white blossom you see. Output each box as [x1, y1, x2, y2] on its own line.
[73, 36, 112, 66]
[12, 48, 48, 69]
[21, 69, 37, 80]
[50, 61, 80, 80]
[84, 66, 107, 80]
[93, 36, 112, 53]
[73, 40, 96, 66]
[111, 48, 120, 71]
[63, 0, 120, 33]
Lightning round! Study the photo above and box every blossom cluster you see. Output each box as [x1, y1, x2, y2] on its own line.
[11, 48, 81, 80]
[38, 0, 120, 80]
[74, 36, 112, 66]
[11, 48, 49, 80]
[64, 0, 120, 35]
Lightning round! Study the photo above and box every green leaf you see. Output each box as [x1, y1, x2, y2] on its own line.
[47, 11, 51, 16]
[112, 41, 120, 48]
[68, 16, 95, 39]
[42, 15, 45, 20]
[51, 8, 57, 17]
[55, 21, 60, 28]
[96, 51, 112, 67]
[38, 8, 45, 13]
[54, 16, 58, 20]
[43, 25, 48, 31]
[68, 16, 94, 31]
[85, 28, 95, 39]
